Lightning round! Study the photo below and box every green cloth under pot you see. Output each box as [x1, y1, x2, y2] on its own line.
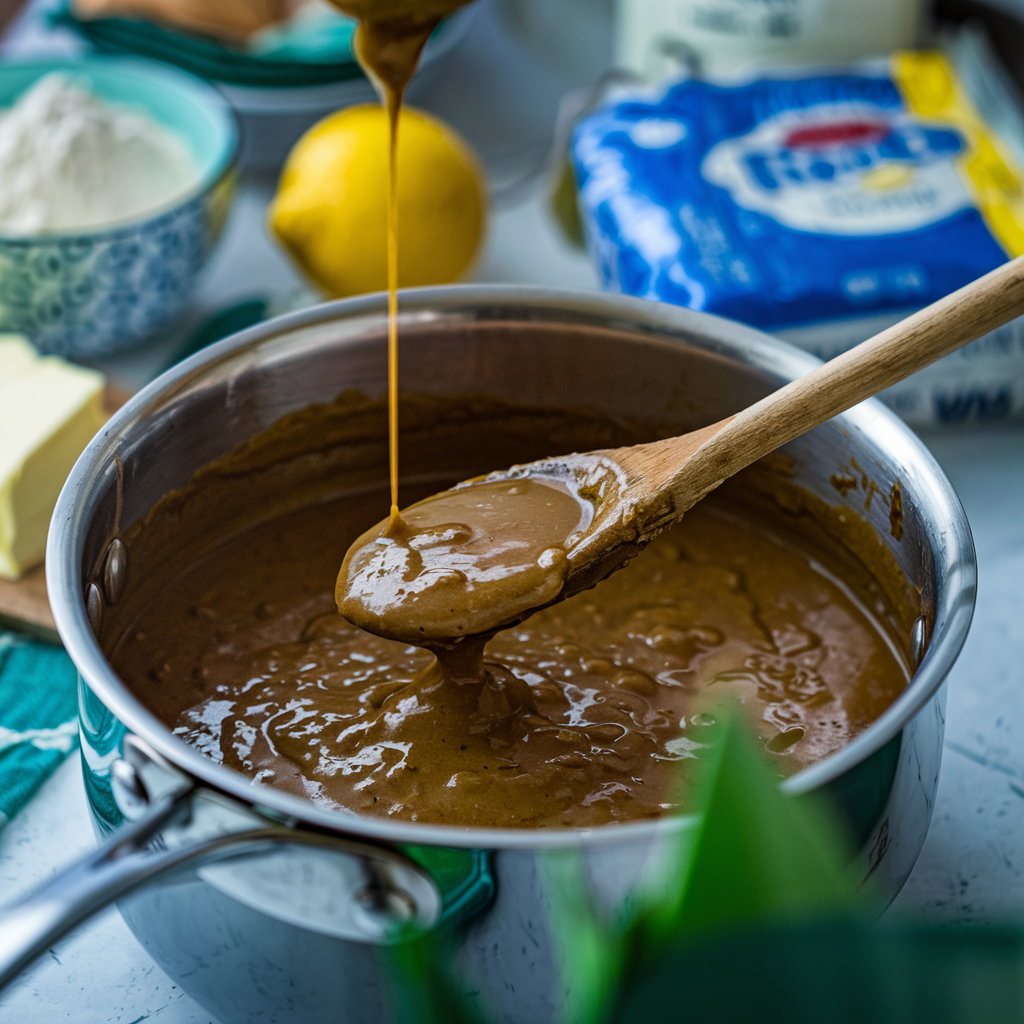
[0, 630, 79, 827]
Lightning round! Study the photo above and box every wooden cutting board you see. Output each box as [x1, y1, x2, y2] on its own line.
[0, 563, 54, 642]
[0, 385, 130, 644]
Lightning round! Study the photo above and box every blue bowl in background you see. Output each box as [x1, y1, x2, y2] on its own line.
[0, 57, 237, 358]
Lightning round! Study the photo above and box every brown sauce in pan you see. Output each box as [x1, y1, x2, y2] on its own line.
[108, 396, 913, 829]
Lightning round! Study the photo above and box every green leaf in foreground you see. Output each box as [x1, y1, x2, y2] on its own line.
[388, 932, 489, 1024]
[632, 708, 860, 953]
[614, 921, 1024, 1024]
[542, 849, 629, 1024]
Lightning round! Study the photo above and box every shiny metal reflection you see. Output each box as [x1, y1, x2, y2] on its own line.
[103, 538, 127, 605]
[85, 582, 102, 634]
[199, 841, 440, 943]
[911, 615, 929, 668]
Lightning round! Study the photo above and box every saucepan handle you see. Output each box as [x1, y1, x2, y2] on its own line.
[0, 743, 444, 991]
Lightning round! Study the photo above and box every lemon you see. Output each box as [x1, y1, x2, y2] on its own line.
[270, 104, 486, 298]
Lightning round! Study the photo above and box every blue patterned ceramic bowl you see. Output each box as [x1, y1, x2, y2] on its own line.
[0, 58, 237, 358]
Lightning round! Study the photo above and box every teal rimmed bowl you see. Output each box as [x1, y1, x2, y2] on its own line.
[0, 57, 237, 358]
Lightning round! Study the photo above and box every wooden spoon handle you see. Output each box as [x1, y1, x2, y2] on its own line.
[678, 253, 1024, 501]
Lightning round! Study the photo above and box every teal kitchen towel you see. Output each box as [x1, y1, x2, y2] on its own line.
[0, 630, 79, 827]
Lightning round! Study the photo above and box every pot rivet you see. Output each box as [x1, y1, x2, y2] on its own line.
[103, 538, 128, 605]
[911, 615, 928, 668]
[352, 885, 416, 940]
[110, 758, 150, 819]
[85, 582, 103, 634]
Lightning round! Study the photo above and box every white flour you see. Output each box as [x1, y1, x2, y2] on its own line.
[0, 72, 199, 234]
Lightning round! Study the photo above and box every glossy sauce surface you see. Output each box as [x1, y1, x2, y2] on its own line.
[113, 484, 909, 829]
[337, 478, 590, 644]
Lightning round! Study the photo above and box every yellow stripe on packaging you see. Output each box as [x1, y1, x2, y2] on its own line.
[893, 50, 1024, 258]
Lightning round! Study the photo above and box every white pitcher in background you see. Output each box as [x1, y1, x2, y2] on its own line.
[616, 0, 923, 81]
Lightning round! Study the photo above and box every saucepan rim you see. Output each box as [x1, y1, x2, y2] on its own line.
[47, 284, 976, 852]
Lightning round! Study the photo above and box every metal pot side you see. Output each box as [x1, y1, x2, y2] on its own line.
[49, 286, 975, 1024]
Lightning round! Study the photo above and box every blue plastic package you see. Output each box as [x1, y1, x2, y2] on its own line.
[573, 51, 1024, 332]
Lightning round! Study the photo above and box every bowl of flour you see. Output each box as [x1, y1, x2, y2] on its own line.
[0, 57, 236, 357]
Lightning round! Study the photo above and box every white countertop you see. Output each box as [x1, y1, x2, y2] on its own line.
[3, 2, 1024, 1018]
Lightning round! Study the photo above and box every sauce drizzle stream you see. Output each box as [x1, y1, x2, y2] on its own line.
[338, 3, 466, 521]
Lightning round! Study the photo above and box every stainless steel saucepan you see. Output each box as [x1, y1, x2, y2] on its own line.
[0, 287, 975, 1023]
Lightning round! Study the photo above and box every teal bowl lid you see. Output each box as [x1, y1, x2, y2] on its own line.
[0, 56, 237, 231]
[52, 2, 365, 88]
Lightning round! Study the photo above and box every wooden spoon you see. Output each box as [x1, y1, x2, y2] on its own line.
[545, 253, 1024, 597]
[338, 255, 1024, 645]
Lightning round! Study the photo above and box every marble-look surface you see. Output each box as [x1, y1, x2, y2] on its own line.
[890, 426, 1024, 921]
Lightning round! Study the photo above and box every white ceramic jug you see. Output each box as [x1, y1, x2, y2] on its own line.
[616, 0, 922, 81]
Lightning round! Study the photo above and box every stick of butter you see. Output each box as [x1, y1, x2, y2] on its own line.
[0, 335, 105, 580]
